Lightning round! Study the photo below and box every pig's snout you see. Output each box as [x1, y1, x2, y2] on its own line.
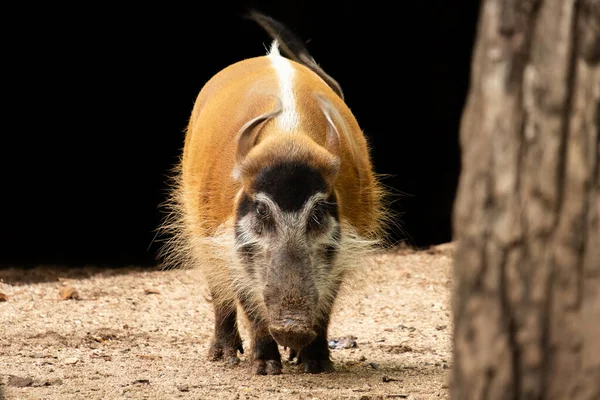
[269, 316, 317, 350]
[264, 249, 319, 349]
[264, 289, 318, 349]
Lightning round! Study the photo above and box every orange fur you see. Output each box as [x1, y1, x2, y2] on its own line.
[180, 55, 387, 241]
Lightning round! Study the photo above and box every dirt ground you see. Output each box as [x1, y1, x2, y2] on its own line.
[0, 242, 454, 400]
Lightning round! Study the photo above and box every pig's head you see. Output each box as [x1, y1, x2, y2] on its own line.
[232, 95, 344, 350]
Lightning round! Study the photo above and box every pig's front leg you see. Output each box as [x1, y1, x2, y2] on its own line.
[293, 316, 335, 374]
[237, 295, 282, 375]
[206, 285, 243, 365]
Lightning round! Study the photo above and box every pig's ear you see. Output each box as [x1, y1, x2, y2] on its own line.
[314, 93, 344, 175]
[233, 98, 282, 179]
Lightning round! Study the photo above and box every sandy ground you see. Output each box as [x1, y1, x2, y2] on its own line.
[0, 243, 454, 400]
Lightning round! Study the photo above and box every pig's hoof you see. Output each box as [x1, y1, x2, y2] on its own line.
[303, 358, 335, 374]
[254, 359, 283, 375]
[208, 341, 243, 364]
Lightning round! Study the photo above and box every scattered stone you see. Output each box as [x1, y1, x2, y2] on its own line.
[382, 376, 401, 382]
[64, 357, 79, 365]
[0, 292, 8, 301]
[134, 379, 150, 385]
[359, 355, 367, 362]
[436, 325, 447, 330]
[31, 378, 63, 387]
[425, 241, 455, 255]
[90, 353, 112, 361]
[88, 331, 118, 343]
[90, 349, 112, 361]
[177, 384, 190, 392]
[59, 286, 79, 300]
[328, 336, 357, 349]
[138, 354, 161, 360]
[368, 362, 379, 369]
[7, 375, 33, 387]
[144, 287, 160, 295]
[398, 325, 416, 332]
[385, 344, 413, 354]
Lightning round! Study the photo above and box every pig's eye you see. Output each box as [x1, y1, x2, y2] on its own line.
[308, 202, 328, 231]
[253, 201, 273, 235]
[255, 201, 269, 219]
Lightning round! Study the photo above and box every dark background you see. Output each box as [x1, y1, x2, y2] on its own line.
[3, 1, 481, 267]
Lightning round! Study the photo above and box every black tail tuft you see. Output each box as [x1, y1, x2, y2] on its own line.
[247, 10, 345, 101]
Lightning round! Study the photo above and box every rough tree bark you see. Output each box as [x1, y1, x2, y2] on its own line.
[452, 0, 599, 399]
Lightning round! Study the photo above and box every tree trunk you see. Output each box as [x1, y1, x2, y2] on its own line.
[451, 0, 600, 399]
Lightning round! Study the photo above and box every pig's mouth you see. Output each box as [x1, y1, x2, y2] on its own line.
[269, 318, 317, 350]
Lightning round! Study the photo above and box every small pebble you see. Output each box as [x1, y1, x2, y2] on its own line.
[32, 378, 63, 387]
[7, 375, 33, 387]
[328, 336, 357, 349]
[176, 384, 190, 392]
[59, 286, 79, 300]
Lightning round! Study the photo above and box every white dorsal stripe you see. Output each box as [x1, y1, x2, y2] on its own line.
[267, 40, 300, 131]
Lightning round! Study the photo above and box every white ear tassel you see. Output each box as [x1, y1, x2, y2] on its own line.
[267, 39, 281, 56]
